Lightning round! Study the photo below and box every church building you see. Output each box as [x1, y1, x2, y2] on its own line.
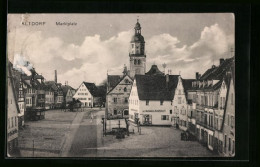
[106, 19, 146, 119]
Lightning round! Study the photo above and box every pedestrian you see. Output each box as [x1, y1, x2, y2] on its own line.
[126, 120, 129, 136]
[90, 112, 93, 122]
[138, 120, 141, 135]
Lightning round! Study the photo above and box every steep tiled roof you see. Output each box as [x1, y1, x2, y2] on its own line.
[135, 75, 179, 100]
[145, 65, 164, 76]
[187, 57, 234, 92]
[45, 81, 58, 91]
[83, 82, 99, 97]
[34, 75, 44, 79]
[8, 61, 21, 114]
[200, 57, 235, 80]
[107, 75, 122, 91]
[182, 79, 196, 91]
[61, 85, 74, 96]
[182, 79, 196, 97]
[45, 84, 55, 91]
[107, 74, 133, 94]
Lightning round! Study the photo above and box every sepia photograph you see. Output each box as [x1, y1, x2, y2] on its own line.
[6, 13, 235, 158]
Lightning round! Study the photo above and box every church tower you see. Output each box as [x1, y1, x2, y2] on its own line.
[129, 19, 146, 78]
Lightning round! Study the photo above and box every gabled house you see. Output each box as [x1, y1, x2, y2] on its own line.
[9, 62, 26, 129]
[73, 82, 100, 107]
[7, 63, 20, 156]
[61, 85, 76, 105]
[106, 74, 133, 119]
[55, 83, 64, 108]
[129, 73, 188, 126]
[45, 84, 55, 109]
[222, 67, 235, 157]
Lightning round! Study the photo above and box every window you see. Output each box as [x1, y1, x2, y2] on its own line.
[181, 107, 186, 115]
[231, 93, 234, 105]
[223, 97, 226, 106]
[134, 59, 137, 65]
[138, 59, 141, 65]
[228, 138, 231, 152]
[224, 135, 227, 148]
[85, 93, 88, 95]
[114, 98, 117, 103]
[88, 98, 91, 100]
[171, 100, 173, 105]
[146, 100, 149, 106]
[178, 90, 181, 95]
[170, 110, 172, 114]
[11, 117, 13, 128]
[131, 44, 134, 48]
[15, 117, 17, 126]
[125, 97, 128, 103]
[227, 115, 230, 126]
[231, 116, 234, 128]
[160, 100, 164, 105]
[161, 115, 169, 120]
[124, 87, 127, 92]
[114, 110, 117, 115]
[178, 97, 182, 104]
[232, 140, 235, 154]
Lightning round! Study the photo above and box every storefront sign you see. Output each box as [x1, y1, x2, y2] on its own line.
[131, 109, 138, 112]
[143, 110, 165, 112]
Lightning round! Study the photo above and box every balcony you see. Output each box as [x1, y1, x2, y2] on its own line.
[196, 121, 215, 131]
[38, 99, 45, 103]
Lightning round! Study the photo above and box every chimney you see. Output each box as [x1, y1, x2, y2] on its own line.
[30, 68, 36, 85]
[166, 74, 169, 89]
[196, 72, 200, 80]
[55, 70, 57, 83]
[219, 58, 224, 65]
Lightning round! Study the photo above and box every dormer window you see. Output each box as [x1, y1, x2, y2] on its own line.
[160, 100, 164, 105]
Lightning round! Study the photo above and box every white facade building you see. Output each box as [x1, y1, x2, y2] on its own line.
[129, 74, 189, 126]
[73, 82, 98, 107]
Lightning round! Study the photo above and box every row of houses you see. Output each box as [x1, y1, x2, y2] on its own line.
[127, 57, 235, 156]
[7, 58, 107, 156]
[186, 57, 235, 156]
[7, 61, 77, 156]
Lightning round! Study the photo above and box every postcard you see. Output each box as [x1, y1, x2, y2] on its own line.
[6, 13, 235, 158]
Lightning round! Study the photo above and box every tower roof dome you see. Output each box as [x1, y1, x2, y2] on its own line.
[135, 22, 141, 30]
[131, 34, 145, 43]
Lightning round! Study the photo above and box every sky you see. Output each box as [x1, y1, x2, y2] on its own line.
[7, 13, 235, 88]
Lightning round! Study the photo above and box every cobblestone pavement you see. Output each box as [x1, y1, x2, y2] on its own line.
[18, 108, 89, 157]
[18, 109, 217, 157]
[69, 110, 217, 157]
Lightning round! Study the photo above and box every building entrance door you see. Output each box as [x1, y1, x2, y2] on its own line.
[143, 114, 152, 125]
[134, 113, 139, 124]
[123, 109, 129, 116]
